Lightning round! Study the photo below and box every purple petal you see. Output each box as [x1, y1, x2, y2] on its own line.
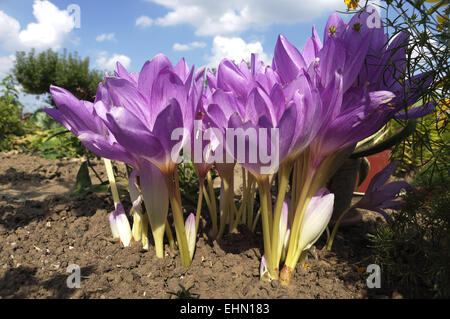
[78, 132, 136, 165]
[174, 58, 190, 82]
[138, 53, 173, 95]
[273, 34, 307, 84]
[49, 85, 92, 134]
[217, 59, 250, 99]
[149, 68, 188, 129]
[277, 104, 297, 162]
[206, 69, 218, 89]
[269, 84, 286, 123]
[104, 77, 151, 126]
[115, 61, 138, 85]
[302, 25, 323, 66]
[151, 98, 185, 164]
[106, 106, 163, 159]
[367, 160, 398, 192]
[318, 37, 346, 88]
[205, 103, 229, 132]
[211, 89, 242, 120]
[323, 13, 346, 42]
[245, 87, 275, 125]
[394, 102, 437, 120]
[94, 82, 111, 108]
[320, 90, 396, 156]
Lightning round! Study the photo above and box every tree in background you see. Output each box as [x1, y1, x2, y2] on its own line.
[13, 49, 103, 103]
[0, 76, 25, 150]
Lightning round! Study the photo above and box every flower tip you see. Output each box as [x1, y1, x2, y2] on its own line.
[49, 85, 65, 96]
[277, 34, 288, 44]
[260, 255, 269, 280]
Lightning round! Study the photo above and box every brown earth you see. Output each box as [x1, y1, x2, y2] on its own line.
[0, 151, 395, 299]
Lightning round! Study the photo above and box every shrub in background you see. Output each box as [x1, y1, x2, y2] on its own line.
[369, 186, 450, 298]
[0, 76, 25, 150]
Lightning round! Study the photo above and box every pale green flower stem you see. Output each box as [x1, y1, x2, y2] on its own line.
[281, 151, 343, 285]
[326, 204, 356, 251]
[165, 219, 175, 251]
[205, 170, 218, 239]
[103, 159, 120, 208]
[271, 162, 292, 272]
[166, 170, 192, 267]
[256, 175, 277, 280]
[195, 178, 204, 233]
[217, 175, 230, 239]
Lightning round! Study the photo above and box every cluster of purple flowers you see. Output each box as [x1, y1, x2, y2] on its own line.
[45, 6, 432, 284]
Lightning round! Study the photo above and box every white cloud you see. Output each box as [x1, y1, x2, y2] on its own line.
[149, 0, 347, 36]
[0, 55, 16, 80]
[96, 52, 131, 71]
[173, 41, 206, 51]
[0, 11, 21, 52]
[0, 0, 76, 52]
[136, 16, 154, 28]
[206, 36, 270, 68]
[96, 33, 116, 42]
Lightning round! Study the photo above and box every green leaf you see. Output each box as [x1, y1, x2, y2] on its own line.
[70, 161, 113, 199]
[358, 157, 371, 187]
[70, 161, 92, 199]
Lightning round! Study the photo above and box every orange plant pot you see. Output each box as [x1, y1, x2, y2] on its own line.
[357, 150, 392, 193]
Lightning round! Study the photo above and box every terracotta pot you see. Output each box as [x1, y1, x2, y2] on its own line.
[357, 150, 391, 193]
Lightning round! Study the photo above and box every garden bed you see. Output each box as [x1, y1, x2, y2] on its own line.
[0, 152, 394, 299]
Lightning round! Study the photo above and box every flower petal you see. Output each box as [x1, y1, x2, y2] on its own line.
[297, 188, 335, 252]
[106, 106, 163, 160]
[273, 34, 307, 84]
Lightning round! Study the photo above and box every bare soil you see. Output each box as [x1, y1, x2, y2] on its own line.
[0, 152, 394, 299]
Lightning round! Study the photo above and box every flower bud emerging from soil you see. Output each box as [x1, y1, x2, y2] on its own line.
[260, 255, 270, 281]
[109, 203, 132, 247]
[297, 188, 334, 252]
[185, 213, 196, 260]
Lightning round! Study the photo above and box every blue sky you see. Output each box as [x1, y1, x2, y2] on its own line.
[0, 0, 375, 111]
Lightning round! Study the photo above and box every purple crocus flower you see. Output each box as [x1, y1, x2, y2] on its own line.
[206, 54, 321, 176]
[326, 160, 411, 252]
[103, 55, 196, 176]
[45, 86, 137, 167]
[46, 55, 200, 263]
[356, 160, 411, 219]
[273, 10, 401, 285]
[342, 6, 435, 119]
[190, 67, 216, 179]
[101, 56, 199, 263]
[273, 33, 396, 167]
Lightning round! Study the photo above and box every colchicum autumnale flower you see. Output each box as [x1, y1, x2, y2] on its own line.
[327, 160, 412, 250]
[42, 6, 429, 285]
